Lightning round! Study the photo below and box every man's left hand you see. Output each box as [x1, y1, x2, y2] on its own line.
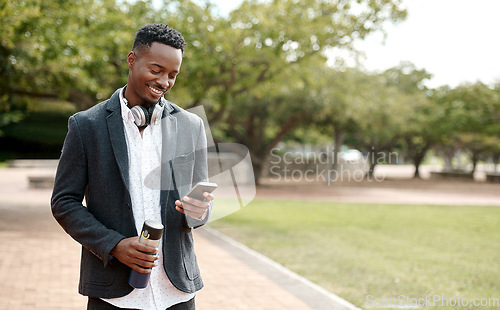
[175, 192, 214, 221]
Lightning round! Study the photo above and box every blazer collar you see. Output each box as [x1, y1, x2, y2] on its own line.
[106, 88, 130, 192]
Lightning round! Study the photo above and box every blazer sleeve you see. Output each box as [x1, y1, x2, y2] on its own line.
[186, 116, 213, 228]
[51, 115, 125, 267]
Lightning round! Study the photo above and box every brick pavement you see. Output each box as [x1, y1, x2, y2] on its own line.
[0, 168, 355, 310]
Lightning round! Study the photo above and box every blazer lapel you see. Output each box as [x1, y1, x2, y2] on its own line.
[160, 113, 177, 192]
[106, 89, 130, 192]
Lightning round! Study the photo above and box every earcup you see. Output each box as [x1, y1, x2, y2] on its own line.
[130, 105, 149, 127]
[130, 102, 164, 127]
[150, 103, 164, 125]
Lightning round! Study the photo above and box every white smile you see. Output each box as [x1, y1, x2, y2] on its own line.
[148, 85, 164, 96]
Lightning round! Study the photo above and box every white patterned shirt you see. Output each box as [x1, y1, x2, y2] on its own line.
[102, 88, 195, 309]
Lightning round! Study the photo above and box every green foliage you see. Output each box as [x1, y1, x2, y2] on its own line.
[0, 0, 158, 111]
[3, 111, 69, 145]
[431, 82, 500, 169]
[6, 0, 500, 178]
[0, 108, 74, 159]
[378, 63, 435, 176]
[155, 0, 406, 181]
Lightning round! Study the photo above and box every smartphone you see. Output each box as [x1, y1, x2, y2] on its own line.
[182, 182, 218, 202]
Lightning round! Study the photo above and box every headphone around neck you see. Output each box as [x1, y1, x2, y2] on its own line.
[130, 103, 164, 127]
[121, 86, 165, 127]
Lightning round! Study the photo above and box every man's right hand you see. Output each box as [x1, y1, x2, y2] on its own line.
[110, 236, 159, 273]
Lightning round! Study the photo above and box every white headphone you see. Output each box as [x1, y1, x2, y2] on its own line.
[121, 87, 165, 127]
[130, 102, 164, 127]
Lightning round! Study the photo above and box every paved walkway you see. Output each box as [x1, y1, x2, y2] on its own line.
[1, 166, 499, 310]
[0, 168, 356, 310]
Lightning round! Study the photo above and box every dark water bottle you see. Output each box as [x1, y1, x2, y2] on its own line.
[128, 220, 164, 289]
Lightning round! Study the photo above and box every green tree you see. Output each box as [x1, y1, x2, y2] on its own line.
[312, 67, 363, 175]
[383, 62, 434, 178]
[0, 0, 157, 116]
[171, 0, 407, 183]
[438, 82, 500, 173]
[1, 0, 407, 181]
[349, 73, 412, 177]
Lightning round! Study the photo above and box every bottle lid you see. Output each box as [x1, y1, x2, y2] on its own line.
[142, 220, 164, 240]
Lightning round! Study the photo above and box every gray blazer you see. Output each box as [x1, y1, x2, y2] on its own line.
[51, 88, 210, 298]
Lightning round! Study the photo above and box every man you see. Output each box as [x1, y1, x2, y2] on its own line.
[51, 24, 214, 310]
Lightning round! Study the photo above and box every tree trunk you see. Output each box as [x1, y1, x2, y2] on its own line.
[254, 117, 299, 185]
[366, 148, 379, 179]
[413, 157, 423, 178]
[437, 146, 455, 170]
[471, 151, 479, 174]
[409, 141, 431, 179]
[331, 127, 345, 180]
[367, 161, 377, 179]
[252, 160, 263, 186]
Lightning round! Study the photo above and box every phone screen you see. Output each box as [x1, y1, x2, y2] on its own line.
[184, 182, 217, 201]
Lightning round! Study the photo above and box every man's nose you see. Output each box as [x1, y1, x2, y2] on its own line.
[157, 75, 169, 89]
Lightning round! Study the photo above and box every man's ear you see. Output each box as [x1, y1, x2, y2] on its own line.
[127, 51, 136, 69]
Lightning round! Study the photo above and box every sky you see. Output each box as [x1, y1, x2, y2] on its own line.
[350, 0, 500, 88]
[188, 0, 500, 89]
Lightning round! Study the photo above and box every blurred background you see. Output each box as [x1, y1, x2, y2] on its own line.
[1, 0, 500, 182]
[1, 0, 499, 309]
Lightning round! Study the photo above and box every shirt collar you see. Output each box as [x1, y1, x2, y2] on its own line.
[119, 86, 134, 122]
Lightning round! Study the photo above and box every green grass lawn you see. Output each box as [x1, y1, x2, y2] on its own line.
[208, 199, 500, 309]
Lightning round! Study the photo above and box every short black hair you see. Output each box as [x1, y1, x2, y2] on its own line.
[133, 24, 186, 54]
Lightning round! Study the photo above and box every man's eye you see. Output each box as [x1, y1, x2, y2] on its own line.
[150, 69, 160, 74]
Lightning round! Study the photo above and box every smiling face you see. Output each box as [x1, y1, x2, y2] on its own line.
[124, 42, 183, 108]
